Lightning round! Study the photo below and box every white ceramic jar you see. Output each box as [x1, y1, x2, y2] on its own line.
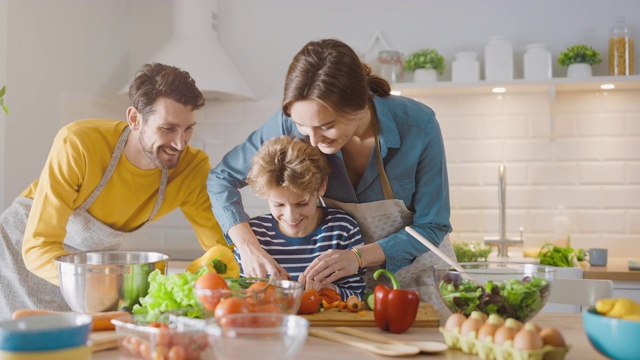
[484, 36, 513, 81]
[524, 43, 552, 80]
[452, 52, 480, 82]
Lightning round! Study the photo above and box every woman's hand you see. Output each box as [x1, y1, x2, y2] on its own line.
[228, 223, 290, 279]
[302, 249, 360, 286]
[298, 273, 325, 292]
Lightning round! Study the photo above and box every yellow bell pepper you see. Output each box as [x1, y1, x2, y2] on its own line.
[186, 245, 240, 278]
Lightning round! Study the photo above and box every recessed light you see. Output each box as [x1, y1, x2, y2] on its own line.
[600, 84, 615, 90]
[492, 87, 507, 93]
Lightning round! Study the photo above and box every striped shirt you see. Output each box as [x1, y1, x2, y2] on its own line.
[236, 207, 366, 300]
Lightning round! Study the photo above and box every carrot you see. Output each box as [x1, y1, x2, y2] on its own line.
[11, 309, 130, 331]
[346, 295, 362, 312]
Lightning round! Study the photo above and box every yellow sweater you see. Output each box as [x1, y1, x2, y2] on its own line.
[21, 119, 225, 284]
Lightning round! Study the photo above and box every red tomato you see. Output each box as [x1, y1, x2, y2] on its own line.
[246, 281, 278, 306]
[195, 272, 230, 311]
[195, 272, 229, 290]
[297, 289, 320, 314]
[252, 302, 283, 314]
[214, 297, 252, 320]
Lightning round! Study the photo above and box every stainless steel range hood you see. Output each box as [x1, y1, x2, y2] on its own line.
[126, 0, 254, 100]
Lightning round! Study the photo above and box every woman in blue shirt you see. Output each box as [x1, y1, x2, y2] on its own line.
[208, 39, 455, 313]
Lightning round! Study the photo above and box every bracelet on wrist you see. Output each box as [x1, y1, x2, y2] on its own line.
[351, 247, 363, 273]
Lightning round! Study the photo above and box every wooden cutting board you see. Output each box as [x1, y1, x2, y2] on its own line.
[90, 330, 119, 352]
[300, 302, 439, 328]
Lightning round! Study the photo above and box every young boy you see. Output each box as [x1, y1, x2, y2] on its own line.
[238, 136, 365, 300]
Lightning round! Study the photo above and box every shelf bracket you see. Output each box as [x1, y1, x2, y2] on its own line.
[548, 84, 557, 141]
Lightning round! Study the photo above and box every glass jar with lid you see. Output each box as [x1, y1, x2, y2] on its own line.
[376, 50, 404, 83]
[609, 16, 635, 75]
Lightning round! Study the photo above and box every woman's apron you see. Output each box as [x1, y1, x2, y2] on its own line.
[320, 113, 456, 323]
[0, 126, 168, 319]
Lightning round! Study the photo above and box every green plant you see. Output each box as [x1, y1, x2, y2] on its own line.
[403, 48, 446, 74]
[557, 45, 602, 66]
[0, 86, 8, 114]
[453, 241, 493, 262]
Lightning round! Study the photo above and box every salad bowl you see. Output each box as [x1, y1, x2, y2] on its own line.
[434, 262, 555, 322]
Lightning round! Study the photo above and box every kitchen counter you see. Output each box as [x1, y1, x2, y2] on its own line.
[91, 312, 605, 359]
[581, 257, 640, 281]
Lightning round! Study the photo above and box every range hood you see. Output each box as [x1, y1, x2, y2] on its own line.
[125, 0, 254, 100]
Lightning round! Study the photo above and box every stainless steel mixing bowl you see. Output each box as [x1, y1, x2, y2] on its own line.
[55, 251, 170, 313]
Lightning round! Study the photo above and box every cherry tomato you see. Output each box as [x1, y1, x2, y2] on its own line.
[297, 289, 320, 314]
[246, 281, 278, 305]
[168, 345, 187, 360]
[214, 296, 252, 320]
[318, 288, 341, 304]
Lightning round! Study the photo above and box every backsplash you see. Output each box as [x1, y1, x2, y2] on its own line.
[63, 89, 640, 260]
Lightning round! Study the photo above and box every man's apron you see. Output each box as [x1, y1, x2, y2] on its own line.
[320, 114, 455, 322]
[0, 126, 167, 319]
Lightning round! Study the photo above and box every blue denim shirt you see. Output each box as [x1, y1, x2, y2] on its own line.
[207, 95, 452, 273]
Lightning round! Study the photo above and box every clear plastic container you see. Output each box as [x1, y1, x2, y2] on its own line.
[523, 44, 552, 80]
[609, 16, 635, 76]
[484, 36, 513, 81]
[452, 52, 480, 82]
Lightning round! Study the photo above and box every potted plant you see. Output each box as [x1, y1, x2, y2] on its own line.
[557, 44, 602, 78]
[0, 86, 8, 114]
[403, 49, 446, 83]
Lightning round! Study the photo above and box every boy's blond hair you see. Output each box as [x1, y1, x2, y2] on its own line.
[247, 136, 331, 198]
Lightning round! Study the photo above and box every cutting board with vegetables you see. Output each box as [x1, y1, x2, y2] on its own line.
[300, 302, 439, 327]
[90, 330, 120, 352]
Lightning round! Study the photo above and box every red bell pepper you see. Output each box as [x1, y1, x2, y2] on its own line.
[372, 269, 420, 334]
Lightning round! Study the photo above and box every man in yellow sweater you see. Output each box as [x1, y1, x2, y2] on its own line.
[0, 63, 226, 319]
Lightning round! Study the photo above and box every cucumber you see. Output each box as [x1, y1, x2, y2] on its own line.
[364, 291, 375, 311]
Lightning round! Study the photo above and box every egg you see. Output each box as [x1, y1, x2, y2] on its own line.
[504, 318, 523, 331]
[486, 313, 505, 327]
[539, 327, 566, 347]
[513, 323, 544, 350]
[493, 324, 517, 345]
[460, 316, 484, 337]
[470, 310, 488, 322]
[444, 312, 467, 331]
[477, 322, 499, 341]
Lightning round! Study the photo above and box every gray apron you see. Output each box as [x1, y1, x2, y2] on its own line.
[320, 113, 455, 323]
[0, 126, 167, 319]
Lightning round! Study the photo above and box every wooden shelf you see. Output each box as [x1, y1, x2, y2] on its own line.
[391, 74, 640, 97]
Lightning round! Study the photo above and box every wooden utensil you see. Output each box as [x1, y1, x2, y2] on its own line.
[308, 329, 421, 356]
[335, 327, 448, 354]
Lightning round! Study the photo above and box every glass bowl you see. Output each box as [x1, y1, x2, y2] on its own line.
[194, 278, 303, 317]
[111, 314, 208, 360]
[434, 262, 555, 322]
[204, 313, 309, 360]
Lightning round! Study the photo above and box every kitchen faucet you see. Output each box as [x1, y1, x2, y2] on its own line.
[483, 164, 524, 258]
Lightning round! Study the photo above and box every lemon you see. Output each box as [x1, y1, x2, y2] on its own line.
[595, 298, 617, 314]
[604, 298, 640, 318]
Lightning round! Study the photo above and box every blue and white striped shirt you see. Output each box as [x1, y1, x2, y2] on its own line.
[235, 207, 366, 300]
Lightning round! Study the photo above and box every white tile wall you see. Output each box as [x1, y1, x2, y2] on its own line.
[74, 88, 640, 259]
